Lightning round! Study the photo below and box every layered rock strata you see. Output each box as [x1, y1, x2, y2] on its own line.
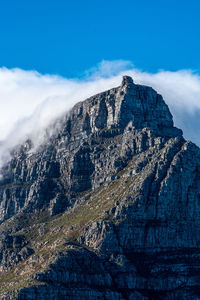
[0, 76, 199, 299]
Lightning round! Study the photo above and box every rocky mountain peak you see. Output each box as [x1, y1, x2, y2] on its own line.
[1, 76, 197, 299]
[65, 76, 182, 141]
[121, 75, 134, 87]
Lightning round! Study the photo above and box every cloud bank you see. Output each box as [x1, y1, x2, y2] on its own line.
[0, 61, 199, 169]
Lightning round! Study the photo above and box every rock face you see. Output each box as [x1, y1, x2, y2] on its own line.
[0, 76, 200, 299]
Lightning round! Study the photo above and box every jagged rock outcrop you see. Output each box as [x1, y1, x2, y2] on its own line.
[0, 76, 200, 299]
[0, 76, 181, 222]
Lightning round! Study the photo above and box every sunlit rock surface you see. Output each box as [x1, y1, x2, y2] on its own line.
[0, 76, 200, 299]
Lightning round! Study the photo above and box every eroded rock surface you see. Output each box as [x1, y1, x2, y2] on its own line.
[0, 76, 200, 299]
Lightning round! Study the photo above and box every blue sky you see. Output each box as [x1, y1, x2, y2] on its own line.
[0, 0, 200, 77]
[0, 0, 200, 157]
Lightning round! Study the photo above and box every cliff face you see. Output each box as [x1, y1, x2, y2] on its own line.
[0, 76, 180, 221]
[0, 76, 200, 299]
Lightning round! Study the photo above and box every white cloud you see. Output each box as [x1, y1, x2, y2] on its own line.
[0, 62, 199, 171]
[85, 59, 133, 78]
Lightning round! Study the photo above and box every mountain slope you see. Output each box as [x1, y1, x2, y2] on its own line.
[0, 76, 200, 299]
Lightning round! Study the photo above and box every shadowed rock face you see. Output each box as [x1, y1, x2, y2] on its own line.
[0, 76, 200, 299]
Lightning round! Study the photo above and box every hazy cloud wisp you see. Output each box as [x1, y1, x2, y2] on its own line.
[0, 61, 199, 170]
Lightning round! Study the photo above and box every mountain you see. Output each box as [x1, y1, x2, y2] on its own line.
[0, 76, 200, 299]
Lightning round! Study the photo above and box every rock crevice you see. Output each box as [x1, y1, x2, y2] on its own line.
[0, 76, 199, 299]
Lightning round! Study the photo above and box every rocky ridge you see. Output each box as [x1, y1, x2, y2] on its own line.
[0, 76, 200, 299]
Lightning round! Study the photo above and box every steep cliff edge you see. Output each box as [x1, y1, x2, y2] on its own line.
[0, 76, 200, 299]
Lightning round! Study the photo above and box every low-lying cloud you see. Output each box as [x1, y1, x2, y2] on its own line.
[0, 61, 199, 170]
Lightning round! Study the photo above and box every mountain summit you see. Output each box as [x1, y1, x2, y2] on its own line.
[0, 77, 200, 299]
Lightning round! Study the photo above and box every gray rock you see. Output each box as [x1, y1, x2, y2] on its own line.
[1, 76, 200, 299]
